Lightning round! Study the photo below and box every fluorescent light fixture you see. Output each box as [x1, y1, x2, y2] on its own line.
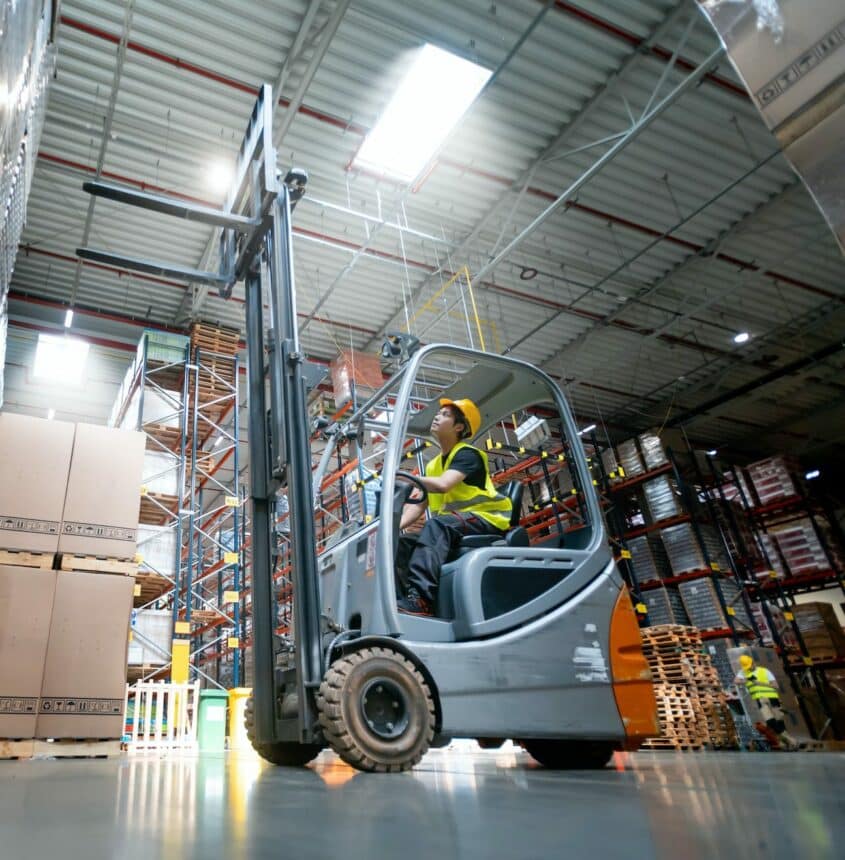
[207, 160, 234, 194]
[33, 334, 89, 385]
[353, 44, 491, 182]
[579, 424, 597, 435]
[805, 469, 820, 480]
[64, 308, 74, 328]
[733, 331, 750, 344]
[47, 408, 55, 420]
[706, 449, 718, 457]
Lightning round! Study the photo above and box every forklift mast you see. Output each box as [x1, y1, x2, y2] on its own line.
[78, 84, 322, 747]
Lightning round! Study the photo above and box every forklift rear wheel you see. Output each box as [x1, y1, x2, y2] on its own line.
[317, 647, 435, 773]
[522, 739, 615, 770]
[244, 695, 323, 767]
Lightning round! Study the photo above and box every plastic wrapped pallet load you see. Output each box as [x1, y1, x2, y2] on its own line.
[638, 432, 668, 470]
[137, 524, 177, 577]
[141, 450, 180, 497]
[660, 523, 707, 575]
[768, 518, 830, 576]
[128, 608, 173, 666]
[643, 586, 689, 626]
[616, 439, 645, 478]
[678, 577, 752, 631]
[642, 475, 682, 521]
[745, 456, 798, 505]
[120, 386, 183, 430]
[628, 535, 671, 583]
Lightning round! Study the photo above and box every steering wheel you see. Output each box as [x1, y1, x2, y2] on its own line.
[394, 470, 428, 504]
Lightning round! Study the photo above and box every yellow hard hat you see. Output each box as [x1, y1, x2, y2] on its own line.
[439, 397, 481, 437]
[739, 654, 753, 670]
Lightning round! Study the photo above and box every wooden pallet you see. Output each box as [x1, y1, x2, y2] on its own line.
[134, 571, 172, 605]
[641, 738, 704, 751]
[142, 423, 188, 453]
[0, 549, 54, 569]
[190, 322, 240, 354]
[1, 738, 122, 760]
[59, 554, 137, 575]
[139, 492, 179, 525]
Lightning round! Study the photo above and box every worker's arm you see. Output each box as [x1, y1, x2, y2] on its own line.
[400, 496, 428, 530]
[419, 468, 467, 495]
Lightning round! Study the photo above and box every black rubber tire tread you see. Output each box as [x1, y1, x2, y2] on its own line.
[244, 695, 322, 768]
[522, 739, 615, 770]
[317, 646, 435, 773]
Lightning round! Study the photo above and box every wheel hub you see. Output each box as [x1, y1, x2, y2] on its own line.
[360, 678, 409, 740]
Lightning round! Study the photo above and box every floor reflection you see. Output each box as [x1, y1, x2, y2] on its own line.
[0, 746, 843, 859]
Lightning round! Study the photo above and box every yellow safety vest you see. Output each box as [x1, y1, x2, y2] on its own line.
[426, 441, 512, 532]
[744, 667, 779, 700]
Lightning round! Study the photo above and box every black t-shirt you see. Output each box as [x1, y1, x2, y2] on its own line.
[441, 446, 486, 490]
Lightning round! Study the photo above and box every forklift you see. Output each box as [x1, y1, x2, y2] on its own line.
[79, 85, 657, 772]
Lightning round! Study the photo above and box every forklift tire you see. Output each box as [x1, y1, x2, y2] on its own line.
[317, 647, 435, 773]
[521, 739, 615, 770]
[244, 695, 323, 767]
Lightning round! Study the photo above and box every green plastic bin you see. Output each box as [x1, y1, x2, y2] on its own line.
[198, 689, 229, 752]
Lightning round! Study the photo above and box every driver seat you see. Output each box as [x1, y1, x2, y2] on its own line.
[455, 480, 528, 556]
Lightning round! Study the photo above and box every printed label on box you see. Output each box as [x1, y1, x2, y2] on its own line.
[62, 522, 137, 542]
[0, 515, 60, 535]
[0, 696, 38, 714]
[39, 698, 123, 715]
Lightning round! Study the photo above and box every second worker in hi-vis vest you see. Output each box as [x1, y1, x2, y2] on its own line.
[396, 398, 512, 617]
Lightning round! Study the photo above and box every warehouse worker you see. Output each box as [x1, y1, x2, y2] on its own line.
[395, 398, 512, 617]
[735, 654, 799, 751]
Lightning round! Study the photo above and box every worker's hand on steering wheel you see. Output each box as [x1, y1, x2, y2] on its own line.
[395, 471, 428, 503]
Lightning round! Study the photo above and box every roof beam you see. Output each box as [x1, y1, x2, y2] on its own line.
[175, 0, 349, 324]
[534, 169, 800, 375]
[361, 0, 690, 351]
[297, 0, 558, 337]
[67, 0, 136, 312]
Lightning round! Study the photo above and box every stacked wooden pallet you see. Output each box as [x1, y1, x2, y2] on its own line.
[640, 625, 738, 751]
[188, 323, 239, 434]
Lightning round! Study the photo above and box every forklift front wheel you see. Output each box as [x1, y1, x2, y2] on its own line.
[244, 696, 323, 767]
[317, 646, 435, 773]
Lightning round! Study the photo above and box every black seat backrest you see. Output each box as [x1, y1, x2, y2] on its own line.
[502, 480, 524, 528]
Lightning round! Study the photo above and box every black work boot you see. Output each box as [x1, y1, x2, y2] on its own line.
[397, 586, 434, 617]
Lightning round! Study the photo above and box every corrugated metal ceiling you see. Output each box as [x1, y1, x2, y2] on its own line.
[5, 0, 845, 463]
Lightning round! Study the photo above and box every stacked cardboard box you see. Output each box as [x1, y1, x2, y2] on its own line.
[791, 602, 845, 659]
[0, 414, 144, 741]
[640, 625, 738, 750]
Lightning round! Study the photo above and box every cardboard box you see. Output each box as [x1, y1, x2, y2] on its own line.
[0, 565, 56, 738]
[0, 413, 75, 553]
[58, 423, 146, 559]
[36, 571, 133, 739]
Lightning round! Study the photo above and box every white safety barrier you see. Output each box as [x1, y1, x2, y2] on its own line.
[124, 680, 200, 753]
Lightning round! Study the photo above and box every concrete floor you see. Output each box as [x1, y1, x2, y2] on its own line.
[1, 745, 843, 859]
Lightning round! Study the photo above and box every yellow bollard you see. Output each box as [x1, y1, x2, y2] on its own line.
[228, 687, 253, 752]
